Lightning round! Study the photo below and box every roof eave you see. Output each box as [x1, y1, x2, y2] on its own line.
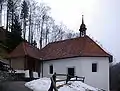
[42, 55, 112, 62]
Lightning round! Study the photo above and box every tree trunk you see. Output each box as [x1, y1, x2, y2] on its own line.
[40, 15, 45, 49]
[45, 25, 49, 45]
[28, 7, 31, 43]
[23, 18, 26, 40]
[11, 8, 14, 31]
[6, 8, 9, 31]
[0, 4, 2, 26]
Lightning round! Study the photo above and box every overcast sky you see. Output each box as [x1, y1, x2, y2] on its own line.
[38, 0, 120, 62]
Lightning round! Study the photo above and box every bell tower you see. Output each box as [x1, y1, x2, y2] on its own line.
[79, 15, 87, 37]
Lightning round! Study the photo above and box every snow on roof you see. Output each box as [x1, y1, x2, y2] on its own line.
[25, 77, 100, 91]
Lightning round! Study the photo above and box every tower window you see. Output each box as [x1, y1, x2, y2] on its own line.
[49, 65, 53, 74]
[92, 63, 97, 72]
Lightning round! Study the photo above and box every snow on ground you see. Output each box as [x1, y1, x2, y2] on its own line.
[25, 78, 100, 91]
[25, 78, 51, 91]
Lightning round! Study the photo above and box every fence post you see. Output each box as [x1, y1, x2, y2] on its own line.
[76, 76, 77, 80]
[66, 74, 69, 84]
[83, 77, 85, 83]
[48, 77, 53, 91]
[48, 73, 57, 91]
[53, 72, 56, 85]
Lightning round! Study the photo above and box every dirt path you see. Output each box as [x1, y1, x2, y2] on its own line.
[0, 81, 32, 91]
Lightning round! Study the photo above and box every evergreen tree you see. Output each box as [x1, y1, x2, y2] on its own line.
[21, 0, 29, 40]
[6, 15, 23, 51]
[12, 15, 22, 36]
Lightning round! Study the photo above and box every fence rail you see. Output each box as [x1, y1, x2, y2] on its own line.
[48, 72, 85, 91]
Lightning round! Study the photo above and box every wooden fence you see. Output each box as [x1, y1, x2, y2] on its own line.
[48, 72, 85, 91]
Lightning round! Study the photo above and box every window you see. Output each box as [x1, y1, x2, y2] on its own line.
[92, 63, 97, 72]
[49, 65, 53, 74]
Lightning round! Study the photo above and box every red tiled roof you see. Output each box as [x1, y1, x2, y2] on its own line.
[8, 36, 113, 62]
[39, 35, 112, 62]
[8, 42, 41, 60]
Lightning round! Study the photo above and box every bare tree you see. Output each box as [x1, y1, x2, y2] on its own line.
[0, 0, 79, 49]
[44, 16, 50, 45]
[65, 31, 79, 39]
[44, 16, 55, 44]
[27, 0, 37, 43]
[0, 0, 5, 26]
[50, 23, 66, 42]
[34, 3, 50, 48]
[21, 0, 29, 40]
[5, 0, 21, 31]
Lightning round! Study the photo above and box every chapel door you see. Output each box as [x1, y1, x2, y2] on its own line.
[68, 68, 75, 77]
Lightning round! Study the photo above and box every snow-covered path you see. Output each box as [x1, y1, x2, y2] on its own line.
[25, 78, 100, 91]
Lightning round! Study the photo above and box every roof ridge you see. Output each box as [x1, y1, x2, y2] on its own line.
[49, 36, 86, 45]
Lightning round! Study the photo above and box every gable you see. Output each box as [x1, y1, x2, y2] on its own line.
[8, 42, 41, 60]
